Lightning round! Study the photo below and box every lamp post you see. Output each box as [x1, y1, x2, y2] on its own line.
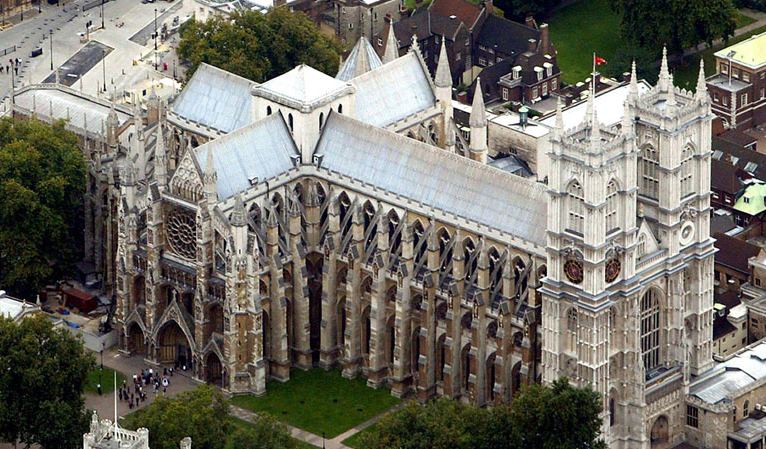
[100, 0, 104, 29]
[154, 8, 158, 51]
[102, 48, 106, 92]
[49, 29, 53, 70]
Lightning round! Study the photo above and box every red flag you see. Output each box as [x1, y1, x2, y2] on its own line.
[595, 55, 607, 65]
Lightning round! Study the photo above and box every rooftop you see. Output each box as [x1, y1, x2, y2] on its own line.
[336, 38, 383, 82]
[713, 232, 761, 274]
[733, 183, 766, 216]
[255, 64, 351, 109]
[690, 341, 766, 404]
[714, 31, 766, 69]
[706, 73, 750, 93]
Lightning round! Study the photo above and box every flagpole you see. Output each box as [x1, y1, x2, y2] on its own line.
[113, 370, 118, 438]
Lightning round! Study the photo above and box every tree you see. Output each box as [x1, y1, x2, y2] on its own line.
[124, 385, 230, 449]
[359, 398, 513, 449]
[177, 8, 343, 83]
[0, 315, 94, 449]
[0, 117, 86, 297]
[611, 0, 737, 53]
[495, 0, 562, 22]
[600, 44, 658, 84]
[510, 378, 606, 449]
[226, 415, 296, 449]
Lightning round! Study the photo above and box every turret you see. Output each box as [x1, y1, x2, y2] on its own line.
[154, 121, 168, 190]
[383, 21, 399, 64]
[203, 146, 218, 204]
[106, 102, 119, 150]
[695, 59, 709, 104]
[231, 194, 247, 255]
[469, 80, 487, 164]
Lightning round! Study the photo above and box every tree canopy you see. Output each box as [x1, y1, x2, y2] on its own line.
[0, 315, 94, 449]
[177, 8, 343, 83]
[0, 117, 87, 297]
[123, 385, 231, 449]
[611, 0, 737, 53]
[226, 415, 297, 449]
[360, 379, 604, 449]
[495, 0, 563, 21]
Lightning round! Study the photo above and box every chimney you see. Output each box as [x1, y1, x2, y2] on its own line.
[525, 15, 536, 29]
[483, 0, 493, 14]
[539, 23, 549, 54]
[527, 38, 537, 53]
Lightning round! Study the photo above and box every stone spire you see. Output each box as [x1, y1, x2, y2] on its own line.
[445, 117, 456, 153]
[230, 194, 247, 227]
[469, 80, 487, 128]
[658, 46, 670, 92]
[434, 39, 451, 88]
[154, 121, 168, 190]
[469, 80, 487, 164]
[622, 94, 634, 137]
[203, 146, 217, 203]
[695, 59, 708, 103]
[409, 34, 421, 56]
[383, 21, 399, 64]
[106, 102, 119, 149]
[553, 95, 564, 139]
[628, 60, 638, 101]
[589, 101, 601, 150]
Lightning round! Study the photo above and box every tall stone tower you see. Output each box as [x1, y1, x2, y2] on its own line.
[541, 54, 715, 449]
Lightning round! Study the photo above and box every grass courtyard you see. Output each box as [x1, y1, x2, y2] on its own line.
[230, 368, 401, 438]
[84, 366, 126, 394]
[548, 0, 622, 85]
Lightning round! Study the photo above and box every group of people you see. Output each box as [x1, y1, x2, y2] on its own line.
[0, 58, 21, 75]
[118, 367, 174, 410]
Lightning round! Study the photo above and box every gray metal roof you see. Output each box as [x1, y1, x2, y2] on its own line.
[690, 341, 766, 404]
[13, 86, 130, 135]
[336, 37, 383, 82]
[350, 52, 436, 128]
[194, 113, 298, 200]
[315, 113, 548, 245]
[255, 64, 350, 109]
[171, 63, 256, 133]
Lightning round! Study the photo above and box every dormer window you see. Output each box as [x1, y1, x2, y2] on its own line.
[512, 65, 521, 80]
[534, 66, 543, 81]
[744, 196, 751, 204]
[544, 62, 553, 77]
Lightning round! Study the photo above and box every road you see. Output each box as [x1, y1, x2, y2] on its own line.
[0, 0, 188, 106]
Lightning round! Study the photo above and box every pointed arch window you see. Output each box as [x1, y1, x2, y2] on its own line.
[637, 233, 647, 258]
[566, 307, 578, 353]
[680, 146, 694, 198]
[606, 180, 619, 232]
[639, 145, 659, 199]
[640, 289, 661, 372]
[567, 181, 585, 234]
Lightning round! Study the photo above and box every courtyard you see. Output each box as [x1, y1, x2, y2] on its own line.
[230, 368, 401, 439]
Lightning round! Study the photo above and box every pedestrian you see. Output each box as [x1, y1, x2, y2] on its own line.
[0, 66, 4, 74]
[170, 367, 174, 376]
[119, 388, 123, 401]
[162, 377, 169, 388]
[163, 385, 167, 395]
[97, 383, 102, 396]
[163, 367, 167, 376]
[128, 398, 133, 410]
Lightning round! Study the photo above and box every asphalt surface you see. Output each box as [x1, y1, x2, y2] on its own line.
[128, 1, 181, 46]
[41, 39, 112, 85]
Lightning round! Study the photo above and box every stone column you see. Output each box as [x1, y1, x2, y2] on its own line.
[342, 205, 364, 378]
[474, 244, 489, 406]
[392, 223, 414, 397]
[319, 197, 340, 368]
[289, 198, 312, 369]
[446, 230, 465, 398]
[417, 224, 439, 401]
[305, 183, 321, 249]
[267, 210, 290, 381]
[143, 194, 163, 362]
[367, 213, 390, 387]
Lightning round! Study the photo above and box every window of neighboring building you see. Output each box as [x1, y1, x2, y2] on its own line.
[542, 82, 548, 97]
[744, 400, 750, 417]
[756, 277, 761, 286]
[567, 181, 585, 234]
[686, 405, 699, 428]
[532, 87, 539, 99]
[761, 87, 765, 99]
[723, 95, 729, 106]
[455, 51, 461, 61]
[721, 64, 728, 74]
[502, 88, 508, 101]
[734, 68, 740, 79]
[478, 57, 487, 66]
[377, 38, 383, 47]
[742, 93, 748, 105]
[761, 72, 766, 79]
[639, 145, 660, 199]
[714, 92, 720, 102]
[641, 289, 661, 371]
[552, 78, 557, 91]
[743, 72, 750, 82]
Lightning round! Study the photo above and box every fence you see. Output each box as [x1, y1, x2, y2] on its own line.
[0, 45, 16, 57]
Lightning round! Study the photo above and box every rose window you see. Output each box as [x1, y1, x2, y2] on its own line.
[166, 210, 197, 260]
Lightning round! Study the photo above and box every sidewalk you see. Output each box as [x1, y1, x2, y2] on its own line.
[0, 2, 42, 30]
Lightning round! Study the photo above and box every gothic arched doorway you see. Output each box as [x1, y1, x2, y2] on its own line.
[205, 352, 223, 387]
[158, 321, 193, 369]
[650, 415, 669, 447]
[127, 323, 145, 355]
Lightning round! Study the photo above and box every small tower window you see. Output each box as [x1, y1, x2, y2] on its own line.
[288, 113, 294, 132]
[567, 181, 585, 235]
[319, 112, 324, 130]
[338, 104, 343, 114]
[680, 146, 694, 198]
[606, 180, 619, 232]
[267, 105, 272, 116]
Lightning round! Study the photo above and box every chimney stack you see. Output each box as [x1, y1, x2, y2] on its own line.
[539, 23, 549, 54]
[527, 38, 537, 53]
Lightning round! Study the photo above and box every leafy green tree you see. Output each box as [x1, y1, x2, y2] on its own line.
[600, 44, 659, 84]
[495, 0, 562, 21]
[0, 117, 86, 297]
[0, 315, 94, 449]
[611, 0, 737, 53]
[124, 385, 230, 449]
[359, 398, 512, 449]
[226, 415, 296, 449]
[510, 378, 606, 449]
[177, 8, 342, 83]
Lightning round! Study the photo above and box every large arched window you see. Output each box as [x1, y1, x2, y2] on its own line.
[680, 146, 694, 198]
[640, 289, 661, 371]
[567, 181, 585, 234]
[605, 180, 619, 232]
[639, 145, 659, 199]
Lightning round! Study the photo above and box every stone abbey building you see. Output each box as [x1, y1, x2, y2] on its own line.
[10, 39, 715, 448]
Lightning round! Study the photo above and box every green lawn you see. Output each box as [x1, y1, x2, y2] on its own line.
[229, 417, 315, 449]
[342, 422, 379, 449]
[230, 369, 400, 439]
[672, 24, 766, 91]
[85, 366, 126, 394]
[548, 0, 622, 84]
[736, 11, 757, 29]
